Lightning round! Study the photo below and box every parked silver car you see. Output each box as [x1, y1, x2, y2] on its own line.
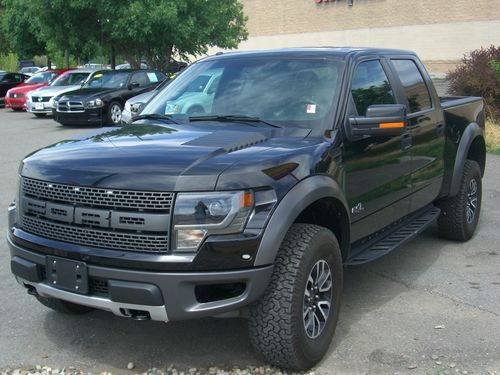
[26, 69, 96, 117]
[122, 78, 171, 123]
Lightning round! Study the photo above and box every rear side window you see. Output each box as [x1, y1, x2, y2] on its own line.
[351, 60, 395, 116]
[392, 59, 431, 113]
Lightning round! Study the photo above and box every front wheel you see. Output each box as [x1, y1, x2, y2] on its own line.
[248, 224, 343, 371]
[107, 101, 123, 125]
[437, 159, 482, 241]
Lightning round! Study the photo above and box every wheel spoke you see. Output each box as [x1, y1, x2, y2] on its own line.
[317, 300, 330, 321]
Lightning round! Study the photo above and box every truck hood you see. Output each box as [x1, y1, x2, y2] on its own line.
[20, 122, 315, 191]
[29, 85, 82, 98]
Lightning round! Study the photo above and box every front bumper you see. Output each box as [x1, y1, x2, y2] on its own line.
[53, 108, 104, 125]
[8, 235, 273, 321]
[26, 99, 53, 114]
[5, 96, 26, 109]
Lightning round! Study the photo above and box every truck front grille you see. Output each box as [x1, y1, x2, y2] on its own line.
[19, 177, 174, 253]
[22, 177, 174, 211]
[22, 216, 170, 252]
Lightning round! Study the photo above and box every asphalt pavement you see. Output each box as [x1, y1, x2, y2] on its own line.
[0, 109, 499, 374]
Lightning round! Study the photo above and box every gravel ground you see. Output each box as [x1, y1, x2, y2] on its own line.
[0, 110, 499, 375]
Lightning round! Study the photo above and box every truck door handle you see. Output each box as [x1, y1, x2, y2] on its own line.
[401, 133, 412, 150]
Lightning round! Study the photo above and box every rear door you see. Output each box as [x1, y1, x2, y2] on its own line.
[389, 58, 445, 211]
[343, 58, 413, 242]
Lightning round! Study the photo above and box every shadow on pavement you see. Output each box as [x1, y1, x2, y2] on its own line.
[41, 228, 445, 372]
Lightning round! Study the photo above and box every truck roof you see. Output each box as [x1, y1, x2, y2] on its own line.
[203, 47, 416, 61]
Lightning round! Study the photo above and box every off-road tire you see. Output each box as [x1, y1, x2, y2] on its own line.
[437, 159, 482, 241]
[248, 223, 343, 371]
[35, 296, 93, 314]
[34, 113, 47, 118]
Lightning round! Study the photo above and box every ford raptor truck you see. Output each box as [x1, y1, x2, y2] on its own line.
[7, 48, 486, 370]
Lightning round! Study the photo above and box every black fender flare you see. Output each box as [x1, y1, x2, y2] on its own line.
[449, 122, 484, 197]
[254, 175, 350, 266]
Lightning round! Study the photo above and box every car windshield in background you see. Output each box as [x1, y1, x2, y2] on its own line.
[51, 72, 90, 87]
[84, 72, 129, 89]
[142, 58, 344, 128]
[25, 71, 57, 84]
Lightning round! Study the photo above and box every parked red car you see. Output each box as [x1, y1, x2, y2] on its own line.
[5, 69, 71, 110]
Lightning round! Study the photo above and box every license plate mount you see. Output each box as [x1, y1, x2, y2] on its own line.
[35, 103, 44, 110]
[46, 256, 88, 294]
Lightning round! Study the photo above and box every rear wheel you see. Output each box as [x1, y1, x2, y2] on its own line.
[107, 101, 122, 125]
[248, 224, 343, 371]
[437, 159, 482, 241]
[35, 296, 93, 314]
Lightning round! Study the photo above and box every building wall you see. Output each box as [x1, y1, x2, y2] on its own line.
[217, 0, 500, 74]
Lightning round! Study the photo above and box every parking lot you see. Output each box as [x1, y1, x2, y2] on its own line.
[0, 109, 499, 375]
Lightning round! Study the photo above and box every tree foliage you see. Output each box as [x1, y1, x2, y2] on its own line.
[102, 0, 248, 70]
[0, 0, 248, 71]
[448, 45, 500, 119]
[1, 0, 46, 58]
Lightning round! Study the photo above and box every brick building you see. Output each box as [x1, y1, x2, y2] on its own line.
[224, 0, 500, 74]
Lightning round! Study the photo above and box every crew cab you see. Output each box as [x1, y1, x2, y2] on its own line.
[5, 69, 71, 110]
[7, 48, 486, 371]
[52, 69, 166, 126]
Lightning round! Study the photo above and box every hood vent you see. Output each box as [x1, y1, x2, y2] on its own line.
[183, 131, 268, 152]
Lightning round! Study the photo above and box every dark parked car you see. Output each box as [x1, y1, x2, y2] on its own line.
[0, 72, 29, 107]
[8, 48, 486, 370]
[52, 69, 166, 126]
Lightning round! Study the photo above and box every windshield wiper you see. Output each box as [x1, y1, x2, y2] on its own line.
[189, 115, 281, 129]
[133, 113, 179, 124]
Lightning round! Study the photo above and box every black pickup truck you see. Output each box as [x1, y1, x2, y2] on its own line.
[8, 48, 486, 370]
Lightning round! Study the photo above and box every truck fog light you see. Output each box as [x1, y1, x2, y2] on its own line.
[176, 229, 206, 249]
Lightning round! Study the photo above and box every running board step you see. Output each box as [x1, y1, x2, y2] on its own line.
[345, 206, 441, 266]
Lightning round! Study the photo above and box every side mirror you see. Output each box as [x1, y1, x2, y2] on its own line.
[128, 82, 140, 90]
[349, 104, 407, 137]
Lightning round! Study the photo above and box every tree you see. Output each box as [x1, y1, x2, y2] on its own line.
[102, 0, 248, 71]
[1, 0, 46, 59]
[25, 0, 101, 68]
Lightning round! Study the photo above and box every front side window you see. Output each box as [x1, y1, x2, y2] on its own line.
[391, 59, 431, 113]
[351, 60, 395, 116]
[142, 57, 344, 128]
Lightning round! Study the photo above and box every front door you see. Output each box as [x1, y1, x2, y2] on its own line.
[343, 59, 413, 242]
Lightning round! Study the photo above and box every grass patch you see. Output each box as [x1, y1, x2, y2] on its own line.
[486, 118, 500, 154]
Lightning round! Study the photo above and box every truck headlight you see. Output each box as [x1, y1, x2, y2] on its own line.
[86, 98, 103, 108]
[172, 191, 254, 251]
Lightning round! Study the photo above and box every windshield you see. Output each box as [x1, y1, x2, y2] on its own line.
[142, 57, 344, 128]
[83, 71, 129, 89]
[26, 71, 57, 84]
[51, 72, 90, 87]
